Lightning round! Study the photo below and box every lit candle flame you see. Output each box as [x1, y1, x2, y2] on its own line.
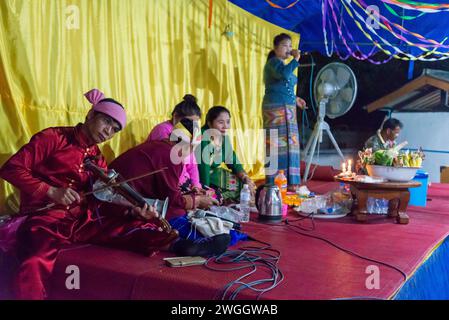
[341, 162, 347, 173]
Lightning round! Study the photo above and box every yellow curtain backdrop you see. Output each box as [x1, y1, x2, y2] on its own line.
[0, 0, 299, 213]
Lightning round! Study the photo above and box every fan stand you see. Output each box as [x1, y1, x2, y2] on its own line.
[302, 97, 345, 182]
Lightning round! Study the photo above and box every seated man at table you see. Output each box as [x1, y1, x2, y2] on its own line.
[364, 118, 403, 151]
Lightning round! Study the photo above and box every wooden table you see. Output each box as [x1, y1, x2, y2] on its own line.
[334, 177, 421, 224]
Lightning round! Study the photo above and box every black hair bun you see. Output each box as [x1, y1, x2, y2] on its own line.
[179, 118, 194, 135]
[183, 94, 197, 104]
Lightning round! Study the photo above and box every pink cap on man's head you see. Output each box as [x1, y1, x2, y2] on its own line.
[84, 88, 127, 130]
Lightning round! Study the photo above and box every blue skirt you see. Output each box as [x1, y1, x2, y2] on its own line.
[262, 103, 301, 185]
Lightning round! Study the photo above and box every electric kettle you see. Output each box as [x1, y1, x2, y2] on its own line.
[256, 184, 283, 222]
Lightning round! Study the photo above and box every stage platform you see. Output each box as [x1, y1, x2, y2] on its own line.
[1, 181, 449, 300]
[43, 181, 449, 300]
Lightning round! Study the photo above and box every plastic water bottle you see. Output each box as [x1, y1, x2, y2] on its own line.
[239, 184, 251, 223]
[367, 197, 389, 214]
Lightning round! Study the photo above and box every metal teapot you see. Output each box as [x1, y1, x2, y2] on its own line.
[255, 184, 283, 222]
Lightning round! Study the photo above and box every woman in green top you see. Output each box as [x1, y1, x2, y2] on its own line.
[197, 106, 256, 203]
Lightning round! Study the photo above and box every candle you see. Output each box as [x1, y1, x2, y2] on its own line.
[341, 162, 347, 173]
[347, 159, 352, 173]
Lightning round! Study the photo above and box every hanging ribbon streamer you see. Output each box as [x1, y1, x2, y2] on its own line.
[326, 0, 394, 64]
[370, 1, 449, 57]
[208, 0, 213, 28]
[322, 0, 334, 57]
[340, 0, 417, 60]
[323, 0, 392, 63]
[323, 0, 449, 62]
[354, 0, 449, 51]
[383, 3, 427, 19]
[323, 0, 391, 63]
[339, 0, 449, 61]
[382, 0, 449, 12]
[326, 0, 355, 61]
[266, 0, 300, 9]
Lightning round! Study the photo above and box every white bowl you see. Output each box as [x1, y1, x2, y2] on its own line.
[365, 164, 418, 182]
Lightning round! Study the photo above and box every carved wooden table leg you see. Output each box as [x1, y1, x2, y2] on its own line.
[349, 186, 358, 217]
[387, 198, 399, 218]
[397, 190, 410, 225]
[355, 189, 368, 222]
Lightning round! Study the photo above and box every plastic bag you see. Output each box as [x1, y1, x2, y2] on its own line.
[209, 206, 241, 223]
[367, 198, 389, 214]
[318, 185, 353, 215]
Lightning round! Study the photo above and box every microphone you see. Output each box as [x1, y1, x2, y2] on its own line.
[288, 50, 309, 56]
[298, 63, 316, 68]
[193, 210, 241, 230]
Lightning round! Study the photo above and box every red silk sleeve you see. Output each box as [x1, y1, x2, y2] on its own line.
[0, 129, 59, 200]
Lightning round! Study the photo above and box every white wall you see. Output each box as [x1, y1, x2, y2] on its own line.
[302, 148, 356, 169]
[393, 112, 449, 183]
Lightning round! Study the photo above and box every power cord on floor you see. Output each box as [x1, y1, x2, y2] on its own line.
[284, 212, 316, 231]
[251, 214, 407, 282]
[257, 213, 316, 231]
[205, 210, 407, 300]
[283, 217, 408, 282]
[205, 236, 284, 300]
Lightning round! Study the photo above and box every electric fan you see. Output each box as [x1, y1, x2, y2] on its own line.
[303, 62, 358, 182]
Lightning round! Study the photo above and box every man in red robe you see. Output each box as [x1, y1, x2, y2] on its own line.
[0, 89, 177, 300]
[104, 118, 231, 257]
[107, 118, 219, 219]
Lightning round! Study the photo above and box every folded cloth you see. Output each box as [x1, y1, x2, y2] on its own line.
[169, 215, 248, 245]
[0, 216, 26, 254]
[189, 216, 233, 238]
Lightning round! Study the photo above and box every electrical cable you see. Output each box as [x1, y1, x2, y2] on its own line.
[205, 236, 284, 300]
[301, 52, 315, 146]
[308, 53, 317, 117]
[304, 135, 321, 182]
[250, 211, 407, 283]
[284, 218, 408, 281]
[205, 210, 407, 300]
